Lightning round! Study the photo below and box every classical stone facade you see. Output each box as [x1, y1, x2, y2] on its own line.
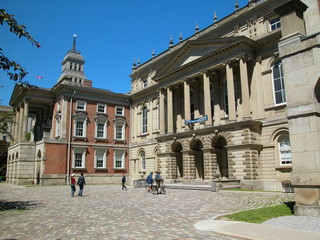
[6, 37, 130, 185]
[129, 0, 319, 200]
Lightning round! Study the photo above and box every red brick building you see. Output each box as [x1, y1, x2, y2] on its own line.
[6, 36, 130, 185]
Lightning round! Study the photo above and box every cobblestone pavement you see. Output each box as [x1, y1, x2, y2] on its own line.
[0, 184, 294, 240]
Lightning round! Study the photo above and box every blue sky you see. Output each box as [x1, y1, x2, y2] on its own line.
[1, 0, 248, 106]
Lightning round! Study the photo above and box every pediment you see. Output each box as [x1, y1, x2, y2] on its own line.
[156, 37, 254, 80]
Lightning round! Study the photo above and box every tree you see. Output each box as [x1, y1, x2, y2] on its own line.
[0, 111, 13, 138]
[0, 8, 40, 86]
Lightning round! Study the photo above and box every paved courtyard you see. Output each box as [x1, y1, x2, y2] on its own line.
[0, 183, 293, 240]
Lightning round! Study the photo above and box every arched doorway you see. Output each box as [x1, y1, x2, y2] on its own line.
[190, 139, 204, 180]
[172, 141, 183, 179]
[214, 137, 229, 179]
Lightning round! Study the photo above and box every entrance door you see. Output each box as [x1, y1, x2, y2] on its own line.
[215, 137, 229, 178]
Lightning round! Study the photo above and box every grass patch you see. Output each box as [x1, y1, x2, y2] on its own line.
[219, 202, 294, 224]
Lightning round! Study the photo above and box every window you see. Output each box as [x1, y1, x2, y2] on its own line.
[223, 81, 229, 115]
[272, 60, 286, 105]
[97, 123, 104, 138]
[143, 79, 147, 88]
[73, 148, 86, 168]
[57, 100, 61, 112]
[142, 107, 148, 134]
[97, 103, 106, 113]
[76, 100, 86, 111]
[76, 121, 84, 136]
[114, 118, 126, 141]
[279, 135, 292, 165]
[140, 151, 146, 170]
[74, 113, 87, 138]
[114, 150, 125, 169]
[115, 106, 124, 116]
[95, 149, 106, 168]
[55, 115, 61, 137]
[270, 18, 281, 31]
[95, 116, 107, 139]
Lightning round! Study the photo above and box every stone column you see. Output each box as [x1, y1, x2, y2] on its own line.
[212, 72, 221, 126]
[226, 61, 236, 121]
[202, 148, 218, 180]
[183, 80, 191, 130]
[239, 55, 251, 119]
[18, 104, 24, 141]
[21, 100, 29, 141]
[203, 71, 212, 126]
[167, 87, 174, 133]
[193, 81, 200, 129]
[14, 109, 20, 143]
[175, 86, 183, 132]
[11, 111, 16, 144]
[159, 89, 166, 134]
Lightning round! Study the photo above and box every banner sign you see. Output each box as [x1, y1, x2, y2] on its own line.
[185, 115, 208, 125]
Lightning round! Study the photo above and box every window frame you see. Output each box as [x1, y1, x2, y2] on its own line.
[270, 17, 281, 31]
[140, 151, 146, 170]
[94, 115, 108, 140]
[94, 148, 107, 169]
[272, 60, 286, 105]
[114, 149, 125, 169]
[72, 148, 86, 169]
[97, 103, 106, 114]
[278, 135, 292, 166]
[142, 107, 148, 134]
[115, 106, 124, 116]
[114, 118, 126, 141]
[73, 113, 88, 139]
[55, 114, 61, 138]
[76, 100, 87, 111]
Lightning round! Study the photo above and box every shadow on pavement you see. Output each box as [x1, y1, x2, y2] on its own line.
[0, 200, 41, 212]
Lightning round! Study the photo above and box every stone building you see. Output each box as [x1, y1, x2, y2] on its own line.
[129, 0, 319, 199]
[6, 36, 130, 185]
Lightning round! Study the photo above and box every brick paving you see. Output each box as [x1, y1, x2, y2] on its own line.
[0, 183, 294, 240]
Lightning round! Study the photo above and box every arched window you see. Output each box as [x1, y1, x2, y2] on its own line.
[142, 107, 148, 134]
[272, 60, 286, 105]
[279, 135, 291, 165]
[140, 151, 146, 170]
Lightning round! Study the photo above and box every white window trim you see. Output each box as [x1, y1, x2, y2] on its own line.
[55, 114, 61, 138]
[278, 135, 292, 166]
[115, 106, 125, 116]
[142, 107, 148, 134]
[114, 149, 126, 169]
[95, 116, 108, 139]
[94, 148, 107, 169]
[72, 148, 86, 169]
[73, 113, 88, 138]
[76, 100, 87, 111]
[97, 103, 107, 113]
[270, 17, 281, 31]
[140, 151, 146, 170]
[114, 118, 126, 141]
[272, 61, 286, 106]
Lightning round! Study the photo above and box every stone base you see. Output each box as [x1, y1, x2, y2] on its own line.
[294, 205, 320, 217]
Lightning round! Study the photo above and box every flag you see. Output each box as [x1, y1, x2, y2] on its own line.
[36, 76, 43, 79]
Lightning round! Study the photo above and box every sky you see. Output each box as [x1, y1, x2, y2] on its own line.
[1, 0, 248, 106]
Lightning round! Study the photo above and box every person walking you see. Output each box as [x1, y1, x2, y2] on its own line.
[121, 173, 127, 190]
[77, 173, 86, 196]
[146, 172, 154, 192]
[155, 171, 162, 194]
[70, 173, 77, 197]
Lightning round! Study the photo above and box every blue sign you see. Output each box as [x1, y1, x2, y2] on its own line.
[185, 115, 208, 125]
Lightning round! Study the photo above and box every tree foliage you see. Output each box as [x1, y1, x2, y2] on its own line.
[0, 9, 40, 86]
[0, 111, 13, 138]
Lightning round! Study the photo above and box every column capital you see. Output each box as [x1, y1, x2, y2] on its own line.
[255, 56, 262, 64]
